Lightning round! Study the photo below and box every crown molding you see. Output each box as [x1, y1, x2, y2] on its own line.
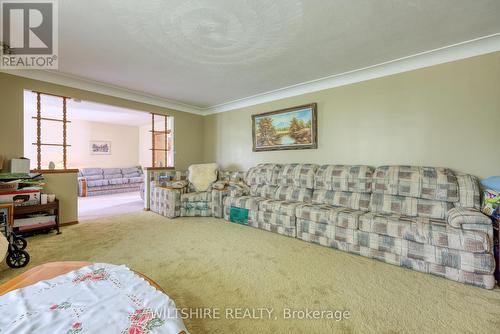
[206, 33, 500, 114]
[2, 33, 499, 116]
[0, 69, 206, 115]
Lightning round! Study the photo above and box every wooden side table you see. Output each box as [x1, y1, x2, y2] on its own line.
[13, 199, 60, 234]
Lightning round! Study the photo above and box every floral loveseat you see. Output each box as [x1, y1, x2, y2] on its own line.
[150, 163, 496, 289]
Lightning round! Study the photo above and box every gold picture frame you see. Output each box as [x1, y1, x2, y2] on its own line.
[252, 103, 318, 151]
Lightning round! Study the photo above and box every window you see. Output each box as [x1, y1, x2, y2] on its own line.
[27, 91, 71, 170]
[150, 113, 174, 168]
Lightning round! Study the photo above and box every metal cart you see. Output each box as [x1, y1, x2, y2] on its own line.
[0, 203, 30, 268]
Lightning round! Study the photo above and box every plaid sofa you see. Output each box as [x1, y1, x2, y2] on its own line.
[297, 165, 495, 289]
[219, 164, 496, 289]
[223, 163, 317, 237]
[150, 164, 495, 289]
[78, 167, 143, 197]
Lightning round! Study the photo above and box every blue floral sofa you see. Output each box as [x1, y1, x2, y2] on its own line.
[78, 167, 143, 197]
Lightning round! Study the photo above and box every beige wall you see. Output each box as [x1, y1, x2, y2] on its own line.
[42, 172, 79, 225]
[24, 118, 141, 169]
[0, 72, 205, 223]
[204, 52, 500, 178]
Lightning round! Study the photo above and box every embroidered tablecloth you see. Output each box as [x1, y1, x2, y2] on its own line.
[0, 263, 188, 334]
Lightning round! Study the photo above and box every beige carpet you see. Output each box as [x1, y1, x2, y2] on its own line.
[1, 212, 499, 333]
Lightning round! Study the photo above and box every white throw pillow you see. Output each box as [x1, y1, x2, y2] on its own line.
[188, 163, 218, 192]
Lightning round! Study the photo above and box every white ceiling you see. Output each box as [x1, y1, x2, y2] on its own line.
[24, 91, 151, 126]
[14, 1, 500, 113]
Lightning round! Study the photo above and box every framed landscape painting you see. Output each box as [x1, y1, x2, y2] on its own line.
[90, 141, 111, 155]
[252, 103, 317, 151]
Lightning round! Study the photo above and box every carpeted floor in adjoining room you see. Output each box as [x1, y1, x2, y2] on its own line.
[1, 212, 499, 333]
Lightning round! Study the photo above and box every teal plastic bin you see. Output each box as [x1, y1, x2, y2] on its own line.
[229, 206, 249, 225]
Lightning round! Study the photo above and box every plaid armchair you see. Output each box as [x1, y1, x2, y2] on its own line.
[150, 168, 247, 218]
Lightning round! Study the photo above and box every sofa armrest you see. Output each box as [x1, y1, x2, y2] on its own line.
[152, 179, 189, 191]
[77, 178, 88, 197]
[150, 186, 183, 218]
[210, 182, 250, 218]
[447, 207, 492, 229]
[227, 182, 250, 197]
[212, 180, 228, 190]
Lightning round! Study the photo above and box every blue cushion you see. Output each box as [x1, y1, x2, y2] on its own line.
[481, 176, 500, 192]
[108, 178, 126, 185]
[127, 177, 143, 184]
[82, 174, 103, 181]
[123, 172, 141, 178]
[80, 168, 103, 176]
[87, 179, 109, 187]
[102, 168, 122, 175]
[104, 173, 123, 180]
[122, 167, 141, 174]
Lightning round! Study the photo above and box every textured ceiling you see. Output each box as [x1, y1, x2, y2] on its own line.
[56, 0, 500, 108]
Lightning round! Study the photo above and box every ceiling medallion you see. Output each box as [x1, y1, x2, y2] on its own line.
[109, 0, 304, 66]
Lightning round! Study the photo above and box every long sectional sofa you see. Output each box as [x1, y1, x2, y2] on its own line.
[149, 164, 496, 289]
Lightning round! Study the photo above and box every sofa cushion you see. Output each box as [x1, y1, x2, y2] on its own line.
[246, 164, 282, 186]
[314, 165, 374, 193]
[103, 168, 122, 175]
[359, 213, 491, 253]
[250, 185, 278, 199]
[188, 163, 218, 192]
[297, 219, 359, 245]
[371, 166, 459, 202]
[80, 168, 103, 176]
[274, 186, 313, 202]
[104, 173, 123, 180]
[224, 196, 266, 211]
[181, 191, 211, 202]
[81, 174, 103, 181]
[312, 189, 371, 211]
[122, 167, 141, 175]
[295, 204, 334, 223]
[108, 178, 126, 185]
[331, 208, 366, 229]
[256, 211, 296, 230]
[123, 172, 141, 178]
[259, 199, 301, 216]
[369, 193, 453, 219]
[87, 179, 109, 187]
[297, 205, 364, 228]
[357, 233, 495, 274]
[454, 173, 481, 209]
[127, 176, 144, 184]
[278, 164, 317, 188]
